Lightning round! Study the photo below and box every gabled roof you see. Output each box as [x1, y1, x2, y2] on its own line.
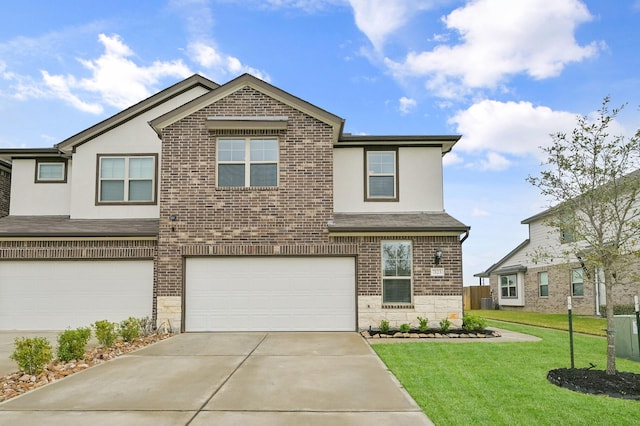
[328, 212, 469, 234]
[56, 74, 219, 153]
[149, 73, 345, 141]
[0, 159, 11, 172]
[474, 239, 530, 278]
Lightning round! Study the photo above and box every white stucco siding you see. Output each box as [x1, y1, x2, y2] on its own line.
[333, 146, 444, 212]
[69, 88, 209, 219]
[9, 159, 71, 216]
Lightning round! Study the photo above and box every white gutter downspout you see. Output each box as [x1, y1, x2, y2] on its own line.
[594, 267, 602, 316]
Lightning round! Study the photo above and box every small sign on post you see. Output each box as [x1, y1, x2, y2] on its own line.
[568, 296, 575, 369]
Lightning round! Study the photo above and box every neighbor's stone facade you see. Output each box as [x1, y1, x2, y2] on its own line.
[0, 166, 10, 218]
[489, 261, 640, 315]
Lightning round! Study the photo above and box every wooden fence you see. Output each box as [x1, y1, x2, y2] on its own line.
[463, 285, 491, 310]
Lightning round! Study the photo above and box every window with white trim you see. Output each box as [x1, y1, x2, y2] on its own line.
[538, 271, 549, 297]
[571, 268, 584, 296]
[366, 150, 397, 200]
[500, 274, 517, 298]
[217, 138, 279, 187]
[382, 241, 412, 303]
[36, 160, 66, 182]
[98, 155, 156, 203]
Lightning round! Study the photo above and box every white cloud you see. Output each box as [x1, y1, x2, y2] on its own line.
[348, 0, 441, 51]
[442, 151, 463, 167]
[449, 99, 578, 158]
[471, 207, 489, 217]
[187, 42, 270, 82]
[398, 96, 416, 114]
[477, 151, 511, 171]
[385, 0, 600, 98]
[41, 71, 103, 114]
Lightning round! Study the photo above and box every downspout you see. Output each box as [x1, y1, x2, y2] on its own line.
[594, 267, 601, 316]
[460, 230, 470, 244]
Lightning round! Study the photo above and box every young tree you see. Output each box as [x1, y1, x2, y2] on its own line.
[527, 97, 640, 375]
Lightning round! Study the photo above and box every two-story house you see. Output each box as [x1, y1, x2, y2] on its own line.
[0, 74, 469, 332]
[476, 206, 638, 315]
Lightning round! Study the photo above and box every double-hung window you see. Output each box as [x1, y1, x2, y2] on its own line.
[571, 268, 584, 297]
[35, 160, 66, 183]
[500, 274, 517, 298]
[218, 138, 278, 187]
[366, 149, 397, 200]
[538, 271, 549, 297]
[382, 241, 412, 304]
[98, 155, 156, 203]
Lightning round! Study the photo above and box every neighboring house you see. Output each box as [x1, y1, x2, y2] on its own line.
[0, 160, 10, 217]
[0, 73, 469, 332]
[475, 207, 639, 315]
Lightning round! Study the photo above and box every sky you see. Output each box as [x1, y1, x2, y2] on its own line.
[1, 0, 639, 285]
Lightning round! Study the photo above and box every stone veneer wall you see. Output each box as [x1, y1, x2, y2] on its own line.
[0, 167, 10, 217]
[333, 234, 464, 329]
[490, 261, 640, 315]
[156, 86, 352, 330]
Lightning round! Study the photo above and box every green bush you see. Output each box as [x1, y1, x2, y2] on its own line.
[379, 319, 390, 333]
[10, 337, 53, 375]
[439, 318, 451, 333]
[399, 323, 410, 333]
[462, 315, 487, 332]
[57, 327, 91, 362]
[119, 317, 141, 342]
[93, 320, 118, 347]
[599, 305, 636, 316]
[417, 316, 428, 332]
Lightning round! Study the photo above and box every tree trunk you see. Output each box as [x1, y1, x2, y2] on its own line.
[605, 270, 616, 375]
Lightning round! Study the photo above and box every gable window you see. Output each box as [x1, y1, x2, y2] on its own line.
[571, 268, 584, 297]
[35, 160, 66, 183]
[217, 138, 278, 187]
[382, 241, 412, 304]
[500, 274, 517, 298]
[538, 271, 549, 297]
[98, 155, 156, 203]
[366, 149, 397, 200]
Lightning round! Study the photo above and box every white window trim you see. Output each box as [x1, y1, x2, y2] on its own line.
[571, 268, 584, 297]
[500, 274, 518, 299]
[217, 137, 279, 188]
[538, 271, 549, 297]
[97, 155, 156, 204]
[366, 150, 397, 200]
[381, 240, 413, 305]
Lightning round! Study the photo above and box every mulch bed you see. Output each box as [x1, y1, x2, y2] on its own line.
[547, 367, 640, 400]
[361, 328, 501, 340]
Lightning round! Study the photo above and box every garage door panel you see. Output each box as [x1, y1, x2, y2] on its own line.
[0, 261, 153, 330]
[185, 257, 356, 332]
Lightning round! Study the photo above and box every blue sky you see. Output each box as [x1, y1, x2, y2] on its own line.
[1, 0, 639, 285]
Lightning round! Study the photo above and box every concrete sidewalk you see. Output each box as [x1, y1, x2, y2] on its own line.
[0, 332, 432, 425]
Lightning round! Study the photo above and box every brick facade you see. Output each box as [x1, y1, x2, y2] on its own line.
[489, 262, 640, 315]
[0, 166, 10, 217]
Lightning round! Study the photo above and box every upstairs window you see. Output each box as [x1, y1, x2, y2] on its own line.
[366, 149, 397, 200]
[98, 155, 156, 203]
[218, 138, 278, 187]
[382, 241, 412, 304]
[35, 160, 66, 183]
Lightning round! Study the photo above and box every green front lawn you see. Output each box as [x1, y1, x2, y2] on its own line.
[372, 321, 640, 425]
[467, 309, 607, 336]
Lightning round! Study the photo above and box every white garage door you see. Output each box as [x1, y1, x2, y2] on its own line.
[185, 257, 356, 332]
[0, 260, 153, 330]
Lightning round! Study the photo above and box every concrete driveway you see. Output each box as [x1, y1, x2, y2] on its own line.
[0, 332, 432, 425]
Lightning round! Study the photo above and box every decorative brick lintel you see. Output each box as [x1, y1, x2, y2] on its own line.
[181, 244, 358, 256]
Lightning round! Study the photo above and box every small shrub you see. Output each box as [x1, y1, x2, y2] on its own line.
[399, 323, 410, 333]
[439, 318, 451, 333]
[462, 315, 487, 332]
[379, 319, 390, 333]
[10, 337, 53, 375]
[600, 305, 636, 316]
[417, 316, 428, 332]
[138, 316, 155, 336]
[57, 327, 91, 362]
[120, 317, 141, 342]
[93, 320, 118, 347]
